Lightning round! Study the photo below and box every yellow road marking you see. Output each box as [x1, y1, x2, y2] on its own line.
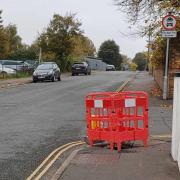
[115, 78, 132, 92]
[51, 148, 83, 180]
[150, 134, 172, 139]
[35, 142, 85, 179]
[27, 75, 135, 179]
[26, 141, 84, 180]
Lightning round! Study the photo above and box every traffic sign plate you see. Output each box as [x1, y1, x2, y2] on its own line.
[162, 30, 177, 38]
[162, 15, 177, 31]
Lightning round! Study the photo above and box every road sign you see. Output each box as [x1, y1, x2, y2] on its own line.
[162, 30, 177, 38]
[162, 15, 177, 31]
[162, 14, 177, 99]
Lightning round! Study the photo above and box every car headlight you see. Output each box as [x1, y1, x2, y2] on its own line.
[33, 71, 38, 76]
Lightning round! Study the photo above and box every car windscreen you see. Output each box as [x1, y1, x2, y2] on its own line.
[73, 63, 84, 67]
[107, 65, 115, 68]
[37, 64, 53, 70]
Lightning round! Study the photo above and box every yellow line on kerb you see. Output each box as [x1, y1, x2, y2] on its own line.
[26, 141, 85, 180]
[116, 78, 132, 92]
[150, 134, 172, 139]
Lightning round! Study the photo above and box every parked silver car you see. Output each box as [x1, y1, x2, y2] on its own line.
[0, 60, 29, 71]
[0, 64, 16, 75]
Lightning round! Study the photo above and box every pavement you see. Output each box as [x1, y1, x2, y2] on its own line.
[0, 77, 32, 89]
[0, 72, 71, 89]
[59, 72, 180, 180]
[0, 71, 134, 179]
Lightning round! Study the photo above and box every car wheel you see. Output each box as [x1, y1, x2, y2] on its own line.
[1, 71, 7, 75]
[72, 73, 75, 76]
[58, 75, 61, 81]
[85, 72, 87, 75]
[33, 79, 37, 83]
[52, 75, 55, 82]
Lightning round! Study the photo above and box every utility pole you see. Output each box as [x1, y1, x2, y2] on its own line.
[39, 47, 42, 65]
[145, 24, 152, 72]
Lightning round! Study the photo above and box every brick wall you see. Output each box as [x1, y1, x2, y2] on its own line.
[154, 63, 164, 90]
[168, 32, 180, 98]
[153, 32, 180, 99]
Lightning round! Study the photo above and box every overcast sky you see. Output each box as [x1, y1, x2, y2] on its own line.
[1, 0, 147, 58]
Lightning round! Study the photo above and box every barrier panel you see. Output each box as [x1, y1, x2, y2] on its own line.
[86, 91, 149, 151]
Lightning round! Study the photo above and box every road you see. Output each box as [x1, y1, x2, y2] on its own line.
[0, 71, 134, 179]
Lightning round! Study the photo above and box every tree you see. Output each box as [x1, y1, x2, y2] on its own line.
[5, 24, 22, 53]
[114, 0, 180, 23]
[130, 62, 137, 71]
[133, 52, 147, 71]
[70, 35, 96, 59]
[114, 0, 180, 35]
[98, 40, 122, 69]
[37, 13, 95, 71]
[38, 14, 83, 70]
[0, 10, 3, 29]
[0, 10, 9, 59]
[7, 44, 39, 60]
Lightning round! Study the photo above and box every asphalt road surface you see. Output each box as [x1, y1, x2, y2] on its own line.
[0, 71, 134, 179]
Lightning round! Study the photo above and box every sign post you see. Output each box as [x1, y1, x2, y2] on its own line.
[163, 38, 170, 100]
[162, 14, 177, 100]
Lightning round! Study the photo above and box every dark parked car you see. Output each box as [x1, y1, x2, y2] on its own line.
[72, 62, 91, 76]
[106, 65, 116, 71]
[33, 62, 61, 82]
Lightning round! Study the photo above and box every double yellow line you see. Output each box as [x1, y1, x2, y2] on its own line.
[27, 76, 134, 180]
[26, 141, 85, 180]
[116, 78, 132, 92]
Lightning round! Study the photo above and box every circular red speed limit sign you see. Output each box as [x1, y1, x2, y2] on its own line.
[162, 15, 177, 30]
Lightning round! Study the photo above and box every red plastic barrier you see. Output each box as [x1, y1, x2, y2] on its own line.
[86, 92, 115, 146]
[86, 91, 149, 151]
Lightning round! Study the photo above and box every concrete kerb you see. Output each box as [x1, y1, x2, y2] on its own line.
[0, 78, 32, 89]
[115, 77, 133, 92]
[0, 72, 71, 90]
[26, 141, 85, 180]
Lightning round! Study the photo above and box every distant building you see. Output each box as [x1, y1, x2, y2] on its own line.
[85, 57, 108, 70]
[122, 63, 130, 71]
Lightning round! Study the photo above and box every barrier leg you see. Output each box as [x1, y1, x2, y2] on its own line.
[89, 139, 93, 146]
[117, 142, 122, 152]
[143, 138, 148, 147]
[110, 142, 114, 150]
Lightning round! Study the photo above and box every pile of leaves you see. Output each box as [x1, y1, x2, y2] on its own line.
[150, 87, 162, 97]
[160, 104, 173, 109]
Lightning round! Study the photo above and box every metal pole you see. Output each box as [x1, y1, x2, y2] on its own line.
[2, 60, 4, 79]
[163, 38, 170, 100]
[145, 29, 151, 71]
[39, 47, 42, 64]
